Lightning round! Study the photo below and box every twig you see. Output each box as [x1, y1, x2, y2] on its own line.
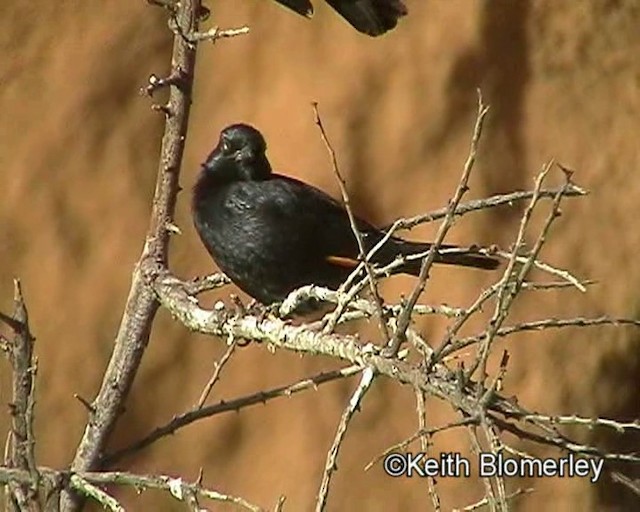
[0, 311, 22, 332]
[416, 389, 441, 511]
[494, 250, 586, 292]
[488, 414, 640, 463]
[0, 467, 264, 512]
[434, 165, 552, 371]
[315, 368, 375, 512]
[466, 425, 497, 510]
[104, 365, 363, 465]
[196, 339, 237, 408]
[69, 474, 123, 512]
[430, 281, 503, 365]
[188, 25, 250, 43]
[364, 417, 477, 471]
[394, 185, 586, 230]
[468, 165, 570, 382]
[515, 413, 640, 433]
[184, 273, 230, 295]
[445, 316, 640, 355]
[279, 285, 464, 320]
[453, 487, 534, 512]
[273, 495, 287, 512]
[388, 91, 490, 357]
[611, 472, 640, 496]
[312, 103, 390, 342]
[520, 279, 595, 291]
[480, 419, 508, 510]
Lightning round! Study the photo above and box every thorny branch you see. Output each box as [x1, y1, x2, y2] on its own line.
[103, 365, 363, 466]
[54, 1, 245, 510]
[2, 280, 38, 511]
[0, 466, 263, 512]
[313, 103, 391, 343]
[315, 369, 375, 512]
[388, 91, 490, 357]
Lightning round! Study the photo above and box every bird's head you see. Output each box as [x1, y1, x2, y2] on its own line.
[201, 123, 272, 182]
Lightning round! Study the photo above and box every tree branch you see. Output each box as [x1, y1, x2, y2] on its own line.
[60, 1, 202, 510]
[3, 280, 38, 511]
[103, 365, 362, 466]
[0, 467, 263, 512]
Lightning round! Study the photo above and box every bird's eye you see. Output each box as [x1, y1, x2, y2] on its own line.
[221, 138, 232, 154]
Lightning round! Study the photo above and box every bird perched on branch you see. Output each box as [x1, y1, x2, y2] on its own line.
[272, 0, 408, 36]
[192, 124, 499, 306]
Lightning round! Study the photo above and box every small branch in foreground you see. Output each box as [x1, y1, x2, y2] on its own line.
[0, 467, 263, 512]
[611, 471, 640, 497]
[315, 368, 375, 512]
[443, 316, 640, 357]
[466, 425, 499, 509]
[454, 487, 534, 512]
[279, 285, 464, 320]
[196, 339, 237, 408]
[470, 162, 563, 383]
[415, 390, 442, 511]
[393, 184, 586, 231]
[184, 273, 230, 295]
[187, 25, 250, 43]
[365, 417, 477, 471]
[104, 365, 363, 466]
[70, 474, 123, 512]
[313, 103, 390, 342]
[388, 91, 490, 357]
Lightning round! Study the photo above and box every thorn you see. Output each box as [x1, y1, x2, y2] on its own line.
[151, 103, 173, 117]
[166, 221, 182, 235]
[499, 350, 510, 369]
[0, 310, 22, 332]
[143, 69, 188, 97]
[556, 162, 575, 180]
[74, 394, 96, 414]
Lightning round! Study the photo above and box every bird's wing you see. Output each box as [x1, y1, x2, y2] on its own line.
[272, 0, 314, 17]
[263, 174, 378, 266]
[324, 0, 407, 36]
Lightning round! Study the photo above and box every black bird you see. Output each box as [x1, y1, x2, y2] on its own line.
[192, 124, 499, 306]
[272, 0, 408, 37]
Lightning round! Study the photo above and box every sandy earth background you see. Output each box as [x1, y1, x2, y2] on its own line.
[1, 0, 639, 510]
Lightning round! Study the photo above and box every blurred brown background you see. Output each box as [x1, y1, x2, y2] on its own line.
[1, 0, 640, 510]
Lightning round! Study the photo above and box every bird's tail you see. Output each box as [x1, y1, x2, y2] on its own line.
[327, 0, 408, 36]
[273, 0, 313, 17]
[384, 239, 500, 273]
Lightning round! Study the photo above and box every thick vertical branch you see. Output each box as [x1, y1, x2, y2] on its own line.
[60, 1, 201, 510]
[3, 280, 38, 511]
